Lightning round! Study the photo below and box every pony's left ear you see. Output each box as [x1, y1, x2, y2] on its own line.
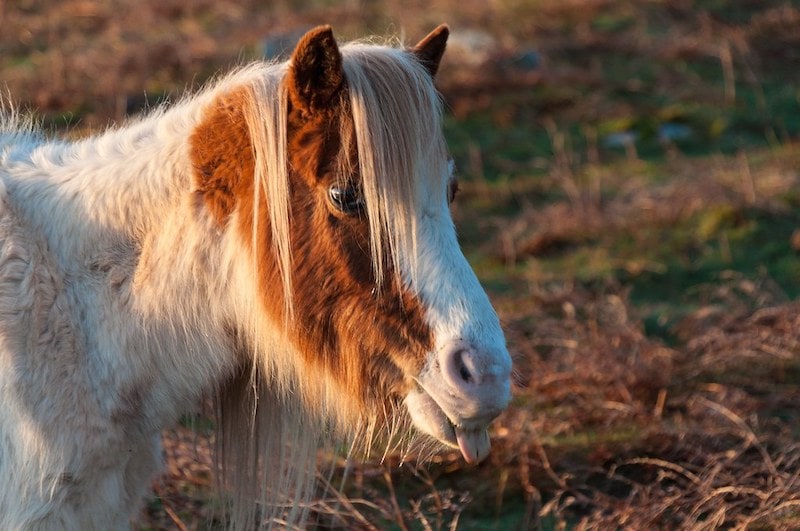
[412, 24, 450, 78]
[287, 25, 344, 115]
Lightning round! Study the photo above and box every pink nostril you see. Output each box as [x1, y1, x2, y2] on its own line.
[440, 343, 483, 388]
[459, 362, 473, 384]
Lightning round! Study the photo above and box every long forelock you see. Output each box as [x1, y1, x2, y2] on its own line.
[340, 43, 449, 292]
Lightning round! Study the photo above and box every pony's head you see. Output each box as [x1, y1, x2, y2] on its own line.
[192, 25, 511, 465]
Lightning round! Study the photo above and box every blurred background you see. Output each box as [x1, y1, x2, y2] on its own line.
[3, 1, 800, 528]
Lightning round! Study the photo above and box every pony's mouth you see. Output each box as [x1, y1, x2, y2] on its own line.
[403, 339, 511, 464]
[404, 385, 493, 465]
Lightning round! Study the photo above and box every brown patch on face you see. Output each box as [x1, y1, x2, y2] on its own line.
[283, 86, 434, 411]
[189, 80, 434, 418]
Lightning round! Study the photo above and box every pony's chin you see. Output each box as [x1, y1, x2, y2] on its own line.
[404, 388, 491, 465]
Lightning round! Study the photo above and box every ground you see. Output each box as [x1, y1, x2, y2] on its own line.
[2, 0, 800, 528]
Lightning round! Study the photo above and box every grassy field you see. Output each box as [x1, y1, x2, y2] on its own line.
[3, 0, 800, 528]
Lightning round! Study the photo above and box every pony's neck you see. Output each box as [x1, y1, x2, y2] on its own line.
[7, 107, 203, 265]
[2, 82, 257, 425]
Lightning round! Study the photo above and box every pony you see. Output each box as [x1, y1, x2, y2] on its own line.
[0, 24, 511, 529]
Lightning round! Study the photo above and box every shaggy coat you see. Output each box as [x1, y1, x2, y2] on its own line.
[0, 25, 511, 529]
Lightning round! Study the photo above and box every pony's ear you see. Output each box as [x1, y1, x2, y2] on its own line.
[286, 25, 344, 115]
[412, 24, 449, 78]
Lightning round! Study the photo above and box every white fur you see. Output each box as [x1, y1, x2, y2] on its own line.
[0, 72, 259, 528]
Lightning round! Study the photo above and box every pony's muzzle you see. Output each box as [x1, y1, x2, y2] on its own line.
[407, 339, 511, 464]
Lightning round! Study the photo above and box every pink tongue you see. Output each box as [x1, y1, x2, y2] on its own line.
[455, 428, 491, 464]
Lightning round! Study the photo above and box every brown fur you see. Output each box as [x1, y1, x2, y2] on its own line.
[190, 88, 255, 225]
[412, 24, 449, 77]
[189, 51, 434, 419]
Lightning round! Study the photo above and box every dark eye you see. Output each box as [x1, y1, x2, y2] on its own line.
[328, 184, 364, 214]
[447, 177, 459, 204]
[446, 158, 459, 204]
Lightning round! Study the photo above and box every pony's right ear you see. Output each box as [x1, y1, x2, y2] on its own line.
[412, 24, 449, 78]
[286, 25, 344, 116]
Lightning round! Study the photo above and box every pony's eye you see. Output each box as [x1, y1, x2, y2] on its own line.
[447, 177, 460, 204]
[446, 158, 459, 204]
[328, 184, 364, 214]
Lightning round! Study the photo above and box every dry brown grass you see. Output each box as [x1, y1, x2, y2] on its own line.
[495, 284, 800, 530]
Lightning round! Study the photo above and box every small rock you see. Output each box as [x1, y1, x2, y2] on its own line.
[658, 122, 693, 142]
[447, 29, 497, 66]
[603, 130, 639, 148]
[791, 229, 800, 252]
[509, 49, 541, 71]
